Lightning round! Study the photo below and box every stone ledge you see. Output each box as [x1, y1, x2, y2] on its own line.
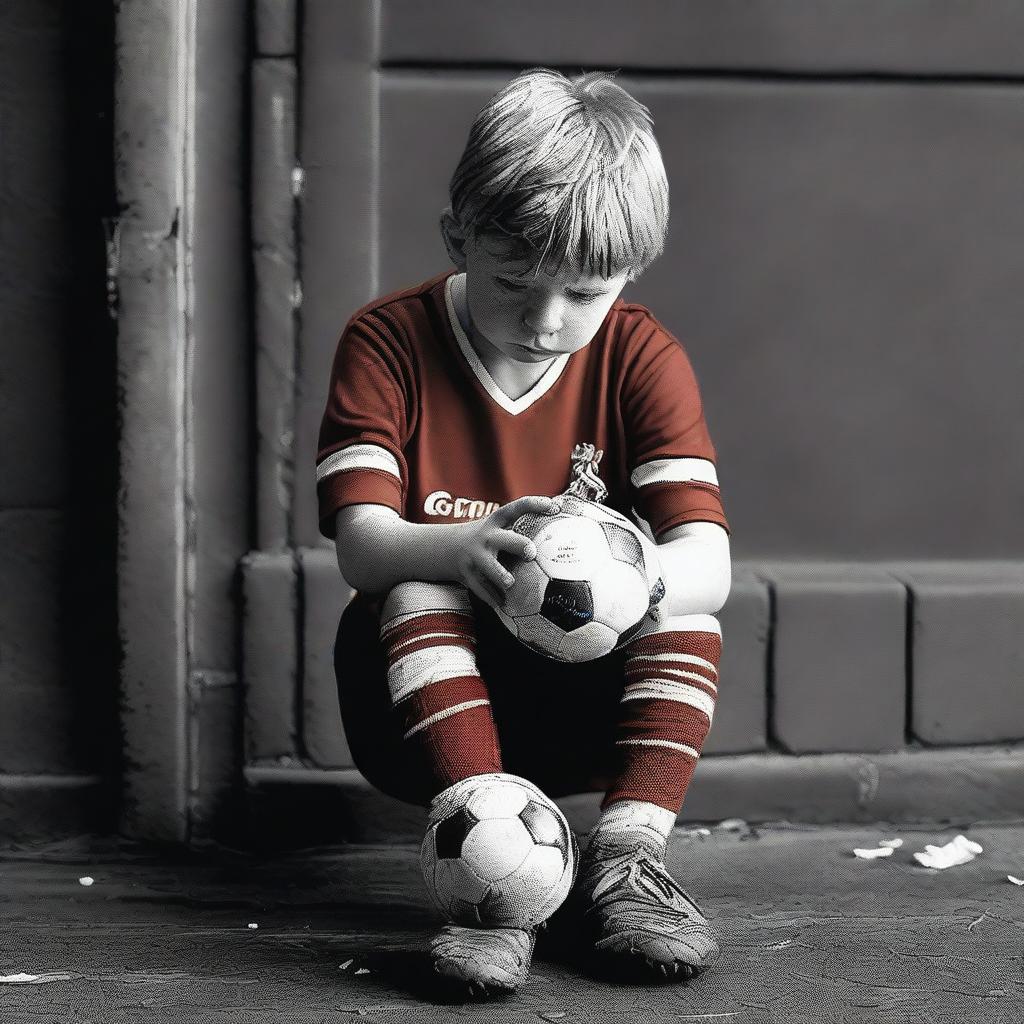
[0, 774, 112, 844]
[244, 743, 1024, 846]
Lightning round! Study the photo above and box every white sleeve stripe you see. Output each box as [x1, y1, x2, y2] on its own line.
[316, 443, 401, 484]
[631, 457, 719, 489]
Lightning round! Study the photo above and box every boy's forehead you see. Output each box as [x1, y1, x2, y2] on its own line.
[476, 238, 622, 287]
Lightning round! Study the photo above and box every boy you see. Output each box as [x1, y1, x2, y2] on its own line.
[316, 68, 731, 997]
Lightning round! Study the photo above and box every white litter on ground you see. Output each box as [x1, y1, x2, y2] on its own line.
[0, 973, 73, 985]
[1007, 875, 1024, 886]
[676, 826, 712, 839]
[339, 959, 354, 970]
[852, 836, 903, 858]
[853, 846, 895, 859]
[247, 922, 259, 929]
[355, 968, 371, 975]
[715, 818, 748, 832]
[78, 876, 94, 886]
[913, 834, 983, 869]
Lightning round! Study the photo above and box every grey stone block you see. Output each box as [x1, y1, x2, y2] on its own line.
[0, 510, 62, 692]
[0, 684, 79, 775]
[703, 565, 769, 754]
[191, 0, 251, 673]
[299, 548, 355, 768]
[380, 0, 1024, 75]
[241, 552, 298, 760]
[255, 0, 295, 55]
[888, 562, 1024, 745]
[682, 745, 1024, 826]
[252, 58, 298, 552]
[244, 766, 427, 846]
[188, 672, 242, 844]
[243, 745, 1024, 844]
[754, 564, 906, 754]
[0, 774, 110, 844]
[296, 0, 379, 548]
[0, 1, 68, 508]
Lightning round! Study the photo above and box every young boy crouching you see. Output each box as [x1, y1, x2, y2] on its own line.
[316, 67, 732, 997]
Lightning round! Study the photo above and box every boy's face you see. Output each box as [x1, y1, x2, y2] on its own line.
[459, 232, 631, 365]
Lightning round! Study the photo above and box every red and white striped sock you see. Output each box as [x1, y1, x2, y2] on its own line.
[597, 613, 722, 835]
[379, 582, 503, 792]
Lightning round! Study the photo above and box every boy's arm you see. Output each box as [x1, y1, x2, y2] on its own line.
[643, 521, 731, 618]
[334, 494, 555, 601]
[334, 503, 465, 596]
[620, 317, 731, 618]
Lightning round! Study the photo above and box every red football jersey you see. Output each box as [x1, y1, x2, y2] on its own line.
[316, 269, 728, 544]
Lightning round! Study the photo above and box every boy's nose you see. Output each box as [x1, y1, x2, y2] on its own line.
[522, 297, 563, 335]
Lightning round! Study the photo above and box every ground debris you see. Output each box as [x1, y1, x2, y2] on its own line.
[675, 1014, 745, 1020]
[853, 846, 895, 859]
[0, 972, 73, 985]
[853, 836, 903, 858]
[913, 834, 982, 869]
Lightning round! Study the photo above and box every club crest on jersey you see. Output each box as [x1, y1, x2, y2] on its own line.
[423, 490, 501, 519]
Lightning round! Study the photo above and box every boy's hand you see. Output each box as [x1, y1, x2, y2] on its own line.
[454, 495, 562, 611]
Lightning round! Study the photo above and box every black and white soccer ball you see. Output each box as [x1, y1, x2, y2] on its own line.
[420, 773, 578, 929]
[495, 494, 666, 663]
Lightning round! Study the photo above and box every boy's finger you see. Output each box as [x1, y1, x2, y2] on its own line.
[496, 530, 536, 560]
[484, 559, 516, 595]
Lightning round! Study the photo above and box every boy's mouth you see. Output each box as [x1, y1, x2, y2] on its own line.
[518, 336, 560, 353]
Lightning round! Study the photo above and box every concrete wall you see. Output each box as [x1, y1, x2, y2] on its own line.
[7, 1, 1022, 845]
[0, 3, 119, 840]
[0, 0, 251, 845]
[239, 1, 1024, 842]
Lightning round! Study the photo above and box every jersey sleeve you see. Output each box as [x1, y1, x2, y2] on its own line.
[621, 316, 729, 541]
[315, 312, 413, 539]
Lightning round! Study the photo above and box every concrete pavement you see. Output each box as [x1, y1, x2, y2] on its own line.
[1, 821, 1022, 1023]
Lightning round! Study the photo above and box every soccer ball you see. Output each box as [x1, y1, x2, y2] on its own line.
[420, 773, 578, 929]
[495, 494, 666, 663]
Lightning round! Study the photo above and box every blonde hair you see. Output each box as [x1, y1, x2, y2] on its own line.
[446, 68, 669, 282]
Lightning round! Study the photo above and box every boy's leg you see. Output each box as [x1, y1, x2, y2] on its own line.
[379, 581, 503, 791]
[377, 581, 540, 998]
[567, 613, 724, 982]
[596, 611, 722, 838]
[334, 591, 435, 807]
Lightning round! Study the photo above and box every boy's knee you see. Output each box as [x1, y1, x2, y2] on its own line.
[380, 580, 473, 627]
[643, 611, 722, 638]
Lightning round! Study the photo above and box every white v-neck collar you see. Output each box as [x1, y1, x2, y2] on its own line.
[444, 272, 572, 416]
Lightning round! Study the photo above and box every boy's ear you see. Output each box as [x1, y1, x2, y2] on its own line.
[440, 208, 469, 270]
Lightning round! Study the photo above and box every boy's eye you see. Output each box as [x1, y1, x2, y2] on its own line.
[497, 278, 602, 304]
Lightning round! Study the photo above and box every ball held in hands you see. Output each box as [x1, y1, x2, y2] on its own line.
[494, 494, 666, 663]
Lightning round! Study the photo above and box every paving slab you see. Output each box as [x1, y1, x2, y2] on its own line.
[1, 823, 1022, 1023]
